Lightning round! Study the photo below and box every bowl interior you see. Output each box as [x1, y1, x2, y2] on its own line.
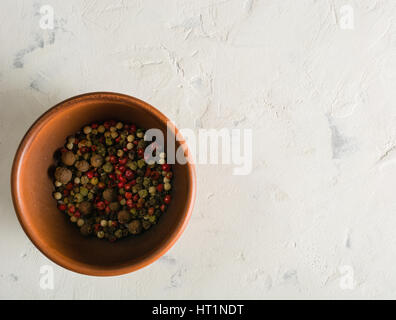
[13, 93, 194, 275]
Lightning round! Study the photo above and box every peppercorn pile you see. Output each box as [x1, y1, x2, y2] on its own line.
[52, 120, 173, 242]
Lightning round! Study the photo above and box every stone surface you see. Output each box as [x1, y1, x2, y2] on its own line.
[1, 0, 396, 299]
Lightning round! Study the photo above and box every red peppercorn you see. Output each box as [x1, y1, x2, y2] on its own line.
[133, 194, 139, 202]
[117, 181, 124, 189]
[86, 171, 94, 179]
[63, 189, 69, 196]
[112, 221, 118, 227]
[104, 121, 111, 129]
[160, 204, 166, 212]
[123, 147, 128, 152]
[118, 166, 126, 173]
[164, 195, 171, 204]
[74, 211, 81, 218]
[148, 207, 155, 215]
[104, 200, 110, 205]
[151, 171, 160, 180]
[133, 140, 138, 145]
[162, 164, 171, 172]
[131, 179, 137, 186]
[124, 183, 131, 191]
[69, 205, 76, 213]
[58, 204, 66, 211]
[91, 145, 97, 152]
[125, 169, 134, 180]
[126, 199, 133, 207]
[105, 206, 111, 214]
[157, 184, 164, 192]
[125, 192, 132, 199]
[129, 124, 137, 133]
[80, 146, 89, 154]
[94, 224, 100, 231]
[91, 123, 98, 129]
[145, 168, 151, 177]
[65, 182, 74, 190]
[137, 148, 144, 157]
[96, 201, 105, 210]
[166, 172, 173, 179]
[110, 155, 117, 164]
[115, 137, 121, 143]
[119, 158, 127, 165]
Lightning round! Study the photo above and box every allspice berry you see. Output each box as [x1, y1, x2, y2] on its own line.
[75, 160, 90, 172]
[109, 202, 120, 211]
[103, 188, 117, 202]
[61, 151, 76, 166]
[90, 154, 103, 168]
[128, 220, 142, 235]
[79, 201, 92, 216]
[117, 210, 131, 224]
[80, 223, 93, 236]
[54, 167, 72, 184]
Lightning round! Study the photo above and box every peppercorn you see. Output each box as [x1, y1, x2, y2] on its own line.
[53, 192, 62, 200]
[102, 188, 117, 202]
[90, 154, 103, 167]
[77, 218, 85, 227]
[164, 195, 171, 204]
[109, 202, 120, 211]
[102, 162, 113, 173]
[80, 223, 92, 236]
[61, 151, 76, 166]
[54, 167, 72, 184]
[117, 210, 131, 224]
[128, 220, 142, 235]
[75, 160, 90, 172]
[100, 220, 108, 227]
[79, 201, 92, 215]
[164, 183, 171, 191]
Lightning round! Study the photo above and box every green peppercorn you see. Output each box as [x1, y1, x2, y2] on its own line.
[80, 187, 88, 197]
[128, 161, 137, 170]
[102, 162, 113, 173]
[74, 193, 84, 203]
[138, 189, 148, 198]
[137, 159, 145, 168]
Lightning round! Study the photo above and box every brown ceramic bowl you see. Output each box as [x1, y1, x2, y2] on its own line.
[11, 92, 196, 276]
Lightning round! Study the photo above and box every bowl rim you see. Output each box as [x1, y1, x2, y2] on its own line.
[10, 91, 196, 276]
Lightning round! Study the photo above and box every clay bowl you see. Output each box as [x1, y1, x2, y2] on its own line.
[11, 92, 196, 276]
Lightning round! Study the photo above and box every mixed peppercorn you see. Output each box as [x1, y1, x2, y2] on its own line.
[52, 120, 173, 242]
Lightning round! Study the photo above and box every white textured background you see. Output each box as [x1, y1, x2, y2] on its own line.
[1, 0, 396, 299]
